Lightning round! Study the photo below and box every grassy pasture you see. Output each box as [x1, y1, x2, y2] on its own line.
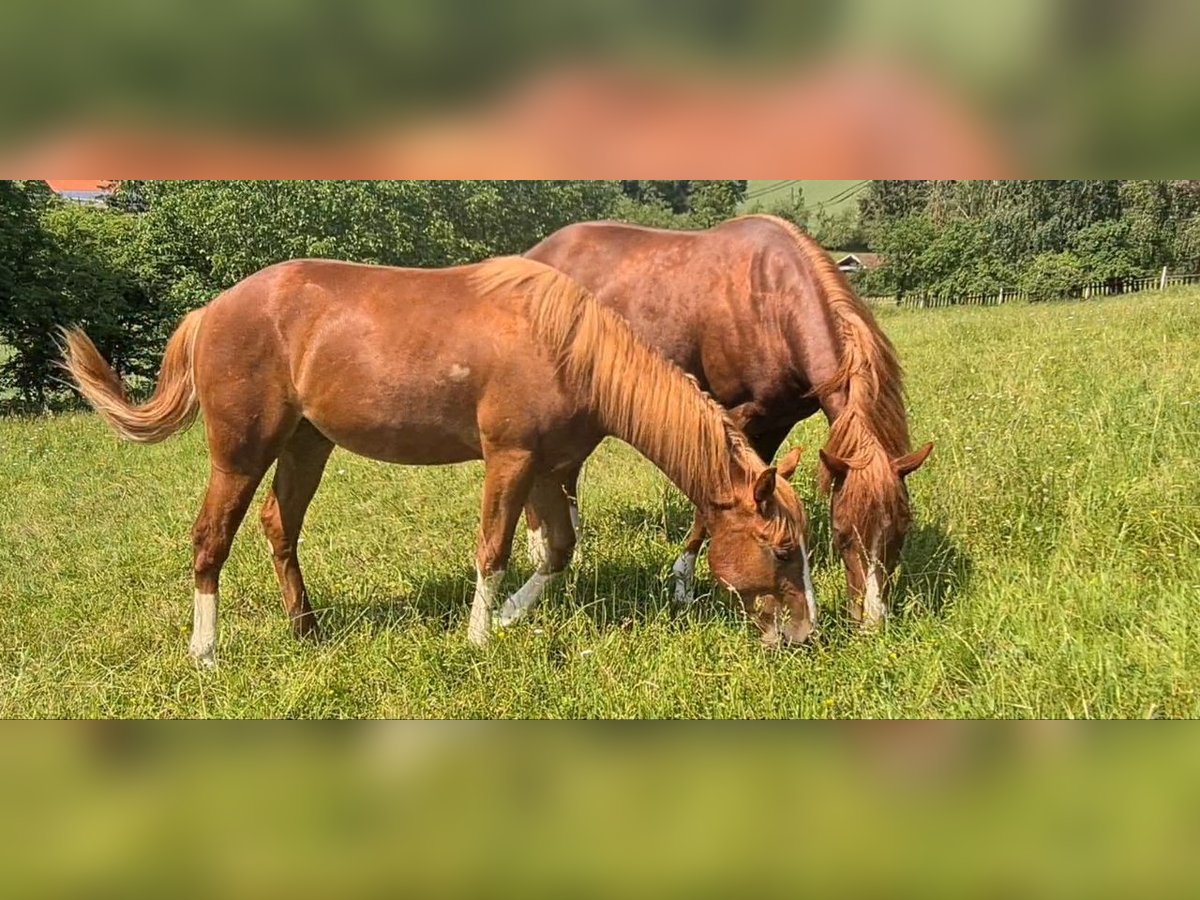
[2, 289, 1199, 718]
[740, 179, 866, 215]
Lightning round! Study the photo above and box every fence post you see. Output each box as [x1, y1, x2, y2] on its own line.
[1161, 266, 1168, 291]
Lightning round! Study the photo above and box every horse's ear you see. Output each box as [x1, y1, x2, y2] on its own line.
[753, 467, 778, 507]
[777, 445, 804, 481]
[894, 442, 934, 478]
[819, 448, 850, 481]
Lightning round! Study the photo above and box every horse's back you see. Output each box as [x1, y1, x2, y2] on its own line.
[526, 217, 816, 403]
[192, 259, 554, 465]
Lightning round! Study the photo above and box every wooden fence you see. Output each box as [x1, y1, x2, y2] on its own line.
[863, 269, 1200, 309]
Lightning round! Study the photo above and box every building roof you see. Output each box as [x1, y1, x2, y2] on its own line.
[45, 179, 115, 193]
[833, 251, 883, 269]
[43, 179, 117, 205]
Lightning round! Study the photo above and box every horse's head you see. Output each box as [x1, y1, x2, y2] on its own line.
[819, 442, 933, 627]
[705, 446, 816, 646]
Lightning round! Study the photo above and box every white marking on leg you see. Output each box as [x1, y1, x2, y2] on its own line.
[799, 535, 817, 626]
[467, 567, 504, 646]
[189, 590, 218, 668]
[525, 525, 550, 569]
[495, 571, 560, 628]
[671, 551, 698, 604]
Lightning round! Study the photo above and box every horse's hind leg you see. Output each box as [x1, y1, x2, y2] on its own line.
[260, 420, 334, 640]
[190, 464, 272, 667]
[496, 474, 577, 629]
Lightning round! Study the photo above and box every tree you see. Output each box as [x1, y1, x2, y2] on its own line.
[0, 181, 58, 405]
[1069, 220, 1142, 284]
[1020, 251, 1085, 301]
[811, 206, 863, 250]
[870, 214, 937, 302]
[687, 181, 744, 227]
[859, 180, 931, 245]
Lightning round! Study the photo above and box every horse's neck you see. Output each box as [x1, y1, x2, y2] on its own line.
[771, 291, 850, 425]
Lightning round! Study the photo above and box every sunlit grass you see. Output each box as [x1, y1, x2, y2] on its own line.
[2, 289, 1198, 717]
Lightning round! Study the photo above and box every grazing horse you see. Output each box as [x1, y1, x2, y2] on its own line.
[526, 214, 933, 627]
[62, 256, 815, 666]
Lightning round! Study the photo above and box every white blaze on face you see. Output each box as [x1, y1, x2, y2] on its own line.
[798, 534, 817, 627]
[467, 567, 504, 646]
[861, 538, 887, 627]
[189, 590, 218, 668]
[671, 551, 698, 604]
[495, 572, 560, 628]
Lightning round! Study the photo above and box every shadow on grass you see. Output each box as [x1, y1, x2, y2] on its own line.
[310, 534, 749, 647]
[307, 501, 970, 648]
[891, 521, 973, 621]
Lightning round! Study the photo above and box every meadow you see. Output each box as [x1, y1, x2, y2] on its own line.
[741, 179, 866, 215]
[1, 288, 1198, 718]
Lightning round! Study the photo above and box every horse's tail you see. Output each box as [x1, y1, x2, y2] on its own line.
[60, 307, 206, 444]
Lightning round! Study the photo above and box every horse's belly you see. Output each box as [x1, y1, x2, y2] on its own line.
[301, 379, 483, 465]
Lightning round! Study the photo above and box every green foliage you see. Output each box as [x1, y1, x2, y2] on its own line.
[757, 186, 808, 230]
[129, 180, 624, 308]
[619, 181, 746, 219]
[0, 181, 57, 403]
[687, 181, 745, 228]
[610, 181, 745, 230]
[1, 180, 627, 403]
[869, 215, 937, 300]
[861, 180, 1175, 301]
[1020, 251, 1086, 301]
[811, 206, 862, 250]
[1069, 220, 1141, 283]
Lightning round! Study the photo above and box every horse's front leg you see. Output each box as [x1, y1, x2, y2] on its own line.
[468, 446, 537, 646]
[669, 401, 765, 604]
[497, 474, 578, 629]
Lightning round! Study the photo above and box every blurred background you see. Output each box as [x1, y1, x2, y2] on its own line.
[3, 0, 1200, 175]
[3, 723, 1199, 895]
[4, 1, 1198, 887]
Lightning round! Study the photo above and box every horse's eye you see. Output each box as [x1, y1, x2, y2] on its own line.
[772, 545, 795, 562]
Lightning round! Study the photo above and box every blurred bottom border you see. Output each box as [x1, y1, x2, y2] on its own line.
[0, 721, 1195, 897]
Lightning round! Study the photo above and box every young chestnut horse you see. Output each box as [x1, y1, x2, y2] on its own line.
[526, 214, 933, 627]
[62, 256, 815, 666]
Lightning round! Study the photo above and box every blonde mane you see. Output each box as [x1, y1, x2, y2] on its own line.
[470, 257, 786, 524]
[736, 215, 912, 513]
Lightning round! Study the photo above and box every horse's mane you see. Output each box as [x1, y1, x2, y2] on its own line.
[469, 257, 800, 545]
[736, 215, 912, 513]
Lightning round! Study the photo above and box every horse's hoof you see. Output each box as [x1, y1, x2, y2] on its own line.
[189, 647, 217, 669]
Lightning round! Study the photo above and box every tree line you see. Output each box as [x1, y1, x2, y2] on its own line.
[0, 180, 745, 407]
[3, 179, 1194, 407]
[854, 180, 1200, 302]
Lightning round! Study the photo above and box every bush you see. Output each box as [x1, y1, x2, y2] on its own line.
[1069, 220, 1142, 284]
[1020, 251, 1085, 301]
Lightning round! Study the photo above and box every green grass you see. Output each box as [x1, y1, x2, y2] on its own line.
[740, 179, 867, 216]
[3, 289, 1200, 717]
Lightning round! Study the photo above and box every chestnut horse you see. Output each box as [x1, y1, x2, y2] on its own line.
[526, 214, 933, 627]
[62, 256, 815, 667]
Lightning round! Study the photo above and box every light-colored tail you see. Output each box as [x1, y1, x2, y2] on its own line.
[60, 308, 206, 443]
